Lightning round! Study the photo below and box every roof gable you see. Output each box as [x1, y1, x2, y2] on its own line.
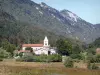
[22, 44, 43, 47]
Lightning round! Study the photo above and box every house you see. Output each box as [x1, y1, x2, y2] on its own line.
[96, 48, 100, 54]
[20, 36, 56, 55]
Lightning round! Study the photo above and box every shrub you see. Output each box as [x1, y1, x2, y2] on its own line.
[18, 52, 23, 57]
[87, 61, 99, 70]
[91, 63, 99, 69]
[87, 54, 95, 63]
[0, 58, 3, 61]
[87, 61, 91, 69]
[95, 54, 100, 63]
[64, 57, 73, 68]
[16, 58, 23, 62]
[16, 53, 34, 62]
[35, 54, 48, 62]
[16, 54, 62, 62]
[73, 59, 80, 63]
[87, 54, 100, 63]
[0, 48, 11, 58]
[1, 40, 16, 56]
[70, 54, 82, 60]
[32, 54, 62, 62]
[48, 54, 62, 62]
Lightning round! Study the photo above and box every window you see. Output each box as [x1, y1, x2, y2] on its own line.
[45, 43, 47, 45]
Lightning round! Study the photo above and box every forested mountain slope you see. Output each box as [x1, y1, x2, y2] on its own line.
[0, 0, 100, 44]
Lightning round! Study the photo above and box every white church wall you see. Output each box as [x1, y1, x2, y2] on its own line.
[50, 49, 56, 54]
[35, 49, 48, 55]
[21, 36, 57, 55]
[22, 47, 26, 50]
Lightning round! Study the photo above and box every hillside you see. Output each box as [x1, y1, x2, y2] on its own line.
[0, 0, 100, 44]
[0, 10, 62, 46]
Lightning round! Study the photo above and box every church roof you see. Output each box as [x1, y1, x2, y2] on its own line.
[22, 44, 43, 47]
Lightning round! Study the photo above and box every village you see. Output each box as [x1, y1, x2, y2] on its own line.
[15, 36, 57, 56]
[0, 35, 100, 73]
[0, 36, 99, 69]
[0, 36, 100, 75]
[0, 0, 100, 75]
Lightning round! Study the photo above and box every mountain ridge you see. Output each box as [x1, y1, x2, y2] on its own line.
[0, 0, 100, 44]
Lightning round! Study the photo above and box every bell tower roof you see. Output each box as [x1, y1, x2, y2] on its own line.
[44, 36, 48, 41]
[44, 36, 49, 46]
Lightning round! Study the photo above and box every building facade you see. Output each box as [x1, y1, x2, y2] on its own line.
[21, 36, 56, 55]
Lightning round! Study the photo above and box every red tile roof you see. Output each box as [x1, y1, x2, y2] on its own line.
[22, 44, 43, 47]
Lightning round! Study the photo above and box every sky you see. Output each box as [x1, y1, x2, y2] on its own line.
[32, 0, 100, 24]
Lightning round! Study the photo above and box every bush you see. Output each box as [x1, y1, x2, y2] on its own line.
[48, 54, 62, 62]
[73, 59, 80, 63]
[22, 55, 33, 62]
[64, 57, 73, 68]
[91, 63, 99, 69]
[33, 54, 62, 62]
[1, 40, 16, 56]
[0, 58, 3, 61]
[87, 54, 100, 63]
[87, 61, 91, 69]
[0, 48, 11, 58]
[95, 54, 100, 63]
[16, 53, 34, 62]
[87, 62, 99, 70]
[16, 58, 23, 62]
[16, 54, 62, 62]
[33, 54, 48, 62]
[70, 54, 82, 60]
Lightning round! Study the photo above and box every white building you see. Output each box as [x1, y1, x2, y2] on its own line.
[21, 36, 56, 55]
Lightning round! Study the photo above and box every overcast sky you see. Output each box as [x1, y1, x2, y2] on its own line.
[32, 0, 100, 24]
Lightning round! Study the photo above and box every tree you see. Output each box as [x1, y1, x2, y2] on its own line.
[80, 52, 88, 62]
[89, 37, 100, 48]
[56, 39, 72, 55]
[64, 57, 73, 68]
[25, 47, 33, 52]
[70, 54, 82, 60]
[16, 53, 34, 62]
[93, 37, 100, 47]
[1, 40, 16, 56]
[0, 47, 11, 58]
[87, 48, 96, 55]
[72, 44, 81, 54]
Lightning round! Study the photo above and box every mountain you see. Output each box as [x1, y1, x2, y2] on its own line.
[0, 0, 100, 44]
[94, 24, 100, 28]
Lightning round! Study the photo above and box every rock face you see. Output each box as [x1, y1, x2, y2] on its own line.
[0, 0, 100, 43]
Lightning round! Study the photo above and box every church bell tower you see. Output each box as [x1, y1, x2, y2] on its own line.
[44, 36, 49, 46]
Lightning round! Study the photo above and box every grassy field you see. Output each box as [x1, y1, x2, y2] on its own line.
[0, 62, 100, 75]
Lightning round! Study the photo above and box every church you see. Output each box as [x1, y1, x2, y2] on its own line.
[21, 36, 56, 55]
